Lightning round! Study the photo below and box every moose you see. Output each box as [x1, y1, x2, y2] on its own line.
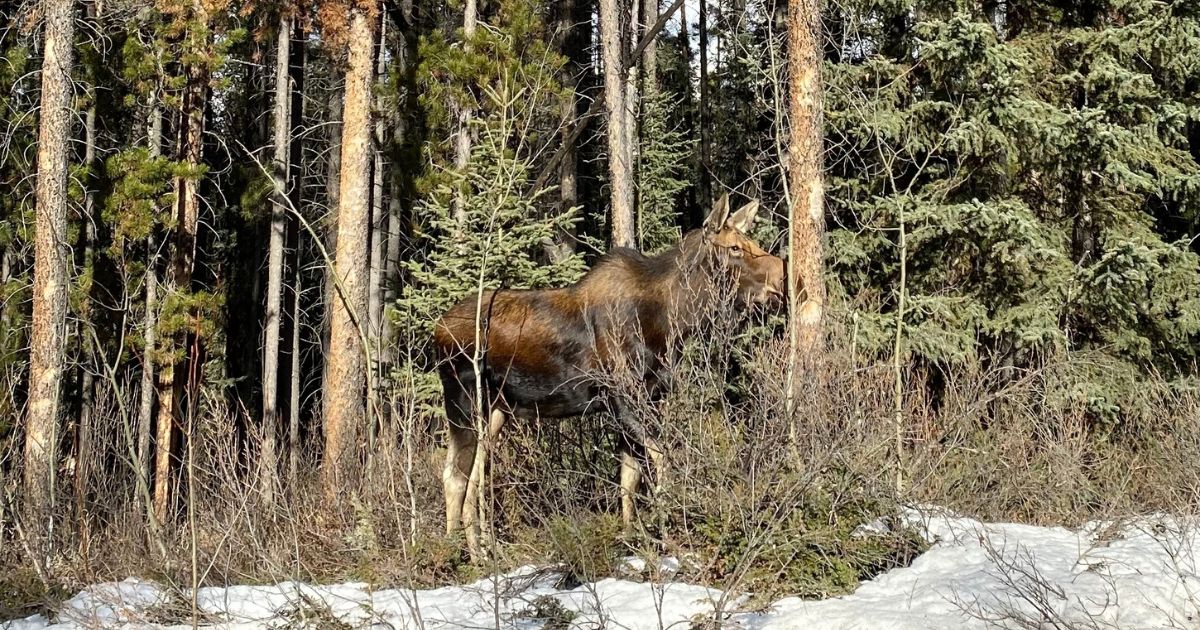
[433, 194, 786, 552]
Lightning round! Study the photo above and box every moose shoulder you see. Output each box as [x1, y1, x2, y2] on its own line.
[433, 194, 785, 554]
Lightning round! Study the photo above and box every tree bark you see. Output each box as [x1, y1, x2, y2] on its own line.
[601, 0, 636, 247]
[786, 0, 825, 359]
[698, 0, 710, 207]
[155, 0, 209, 524]
[642, 0, 657, 91]
[76, 0, 101, 524]
[452, 0, 477, 227]
[321, 82, 342, 408]
[25, 0, 76, 533]
[323, 0, 377, 498]
[260, 12, 293, 508]
[138, 101, 161, 519]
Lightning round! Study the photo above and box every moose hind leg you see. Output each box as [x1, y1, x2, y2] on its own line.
[462, 408, 507, 557]
[619, 445, 641, 530]
[442, 377, 476, 536]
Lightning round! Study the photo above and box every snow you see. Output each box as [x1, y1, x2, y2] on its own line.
[7, 507, 1200, 629]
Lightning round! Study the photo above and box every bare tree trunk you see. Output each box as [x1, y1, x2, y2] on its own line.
[138, 101, 161, 519]
[155, 0, 209, 523]
[288, 20, 307, 489]
[321, 84, 342, 406]
[452, 0, 477, 226]
[642, 0, 657, 91]
[323, 0, 377, 498]
[76, 0, 100, 527]
[786, 0, 825, 360]
[260, 13, 293, 509]
[601, 0, 635, 247]
[288, 240, 302, 486]
[366, 14, 388, 458]
[698, 0, 710, 206]
[625, 0, 640, 213]
[25, 0, 76, 538]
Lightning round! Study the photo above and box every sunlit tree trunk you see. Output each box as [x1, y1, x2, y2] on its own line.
[155, 0, 210, 524]
[25, 0, 77, 535]
[323, 0, 377, 498]
[260, 12, 293, 508]
[321, 84, 343, 404]
[601, 0, 635, 247]
[786, 0, 825, 360]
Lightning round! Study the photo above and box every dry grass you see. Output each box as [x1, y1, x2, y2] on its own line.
[2, 311, 1200, 618]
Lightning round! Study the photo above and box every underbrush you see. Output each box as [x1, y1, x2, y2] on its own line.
[2, 323, 1200, 619]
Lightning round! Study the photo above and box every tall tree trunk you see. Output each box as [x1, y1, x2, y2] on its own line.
[786, 0, 825, 360]
[138, 101, 161, 519]
[366, 14, 388, 455]
[25, 0, 76, 536]
[642, 0, 657, 91]
[601, 0, 635, 247]
[75, 0, 101, 530]
[321, 83, 342, 410]
[287, 19, 307, 488]
[155, 0, 209, 523]
[260, 13, 293, 509]
[452, 0, 477, 226]
[698, 0, 710, 206]
[625, 0, 640, 216]
[323, 0, 377, 498]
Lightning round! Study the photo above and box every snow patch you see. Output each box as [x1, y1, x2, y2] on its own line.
[8, 509, 1200, 629]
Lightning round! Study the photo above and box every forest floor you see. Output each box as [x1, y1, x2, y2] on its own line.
[4, 506, 1200, 629]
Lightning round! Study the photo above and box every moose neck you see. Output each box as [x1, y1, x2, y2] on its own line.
[655, 230, 725, 340]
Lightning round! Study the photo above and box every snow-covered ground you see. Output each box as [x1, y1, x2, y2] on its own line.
[6, 507, 1200, 629]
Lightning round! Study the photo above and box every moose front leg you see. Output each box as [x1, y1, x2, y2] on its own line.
[613, 399, 667, 532]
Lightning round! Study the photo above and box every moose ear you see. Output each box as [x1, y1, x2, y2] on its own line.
[703, 193, 731, 233]
[726, 200, 761, 233]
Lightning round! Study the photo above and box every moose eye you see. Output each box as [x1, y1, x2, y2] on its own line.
[730, 245, 742, 255]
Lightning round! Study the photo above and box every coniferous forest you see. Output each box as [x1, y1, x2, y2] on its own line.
[1, 0, 1200, 622]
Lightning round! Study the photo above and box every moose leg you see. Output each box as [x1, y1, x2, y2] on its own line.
[462, 408, 507, 558]
[443, 422, 475, 536]
[619, 443, 641, 530]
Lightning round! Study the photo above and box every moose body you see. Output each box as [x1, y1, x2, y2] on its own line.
[433, 196, 785, 552]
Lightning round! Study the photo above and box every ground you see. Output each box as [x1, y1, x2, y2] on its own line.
[5, 507, 1200, 629]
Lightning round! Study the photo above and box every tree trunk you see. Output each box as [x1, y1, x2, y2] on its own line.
[260, 13, 293, 509]
[321, 84, 342, 406]
[786, 0, 825, 359]
[642, 0, 657, 91]
[76, 0, 100, 526]
[366, 14, 388, 455]
[625, 0, 640, 216]
[698, 0, 710, 206]
[25, 0, 76, 535]
[288, 235, 302, 486]
[138, 101, 161, 519]
[452, 0, 477, 227]
[323, 0, 377, 498]
[601, 0, 635, 247]
[155, 0, 209, 524]
[287, 18, 307, 489]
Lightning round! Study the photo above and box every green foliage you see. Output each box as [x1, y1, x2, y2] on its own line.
[824, 1, 1200, 423]
[638, 88, 692, 253]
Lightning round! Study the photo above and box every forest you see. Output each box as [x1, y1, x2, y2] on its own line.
[1, 0, 1200, 626]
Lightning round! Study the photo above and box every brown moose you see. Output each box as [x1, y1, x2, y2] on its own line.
[433, 194, 786, 552]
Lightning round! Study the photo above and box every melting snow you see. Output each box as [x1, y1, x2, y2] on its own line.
[7, 507, 1200, 629]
